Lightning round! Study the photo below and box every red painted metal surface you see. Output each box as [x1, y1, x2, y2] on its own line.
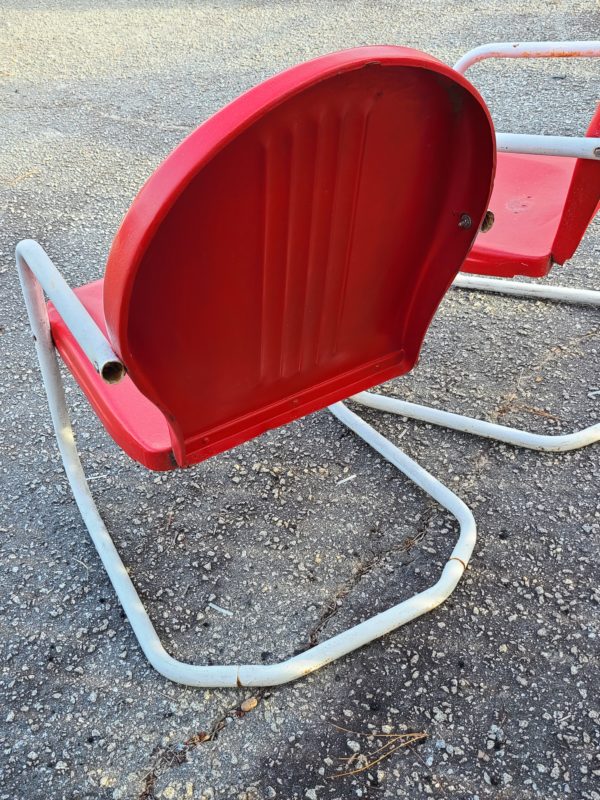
[460, 152, 576, 277]
[50, 46, 495, 469]
[553, 103, 600, 264]
[463, 103, 600, 278]
[48, 281, 173, 470]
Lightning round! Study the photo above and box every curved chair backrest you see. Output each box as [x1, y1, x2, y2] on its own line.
[103, 47, 494, 466]
[553, 102, 600, 264]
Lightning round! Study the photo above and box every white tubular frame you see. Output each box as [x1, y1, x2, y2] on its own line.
[351, 393, 600, 453]
[495, 132, 600, 160]
[452, 274, 600, 306]
[17, 240, 126, 383]
[454, 41, 600, 74]
[17, 240, 476, 688]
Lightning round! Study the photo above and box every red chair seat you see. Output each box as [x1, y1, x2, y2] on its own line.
[462, 152, 576, 278]
[48, 281, 174, 471]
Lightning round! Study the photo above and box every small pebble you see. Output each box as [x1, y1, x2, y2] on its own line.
[241, 697, 258, 713]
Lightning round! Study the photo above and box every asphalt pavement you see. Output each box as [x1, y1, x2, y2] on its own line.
[0, 2, 599, 799]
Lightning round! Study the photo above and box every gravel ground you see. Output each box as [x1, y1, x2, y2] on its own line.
[1, 2, 599, 799]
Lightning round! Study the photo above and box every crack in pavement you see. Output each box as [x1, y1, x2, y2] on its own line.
[135, 480, 472, 797]
[494, 326, 600, 422]
[305, 505, 437, 649]
[138, 691, 268, 800]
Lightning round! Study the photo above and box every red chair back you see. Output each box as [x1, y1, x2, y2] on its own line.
[553, 102, 600, 264]
[103, 47, 494, 466]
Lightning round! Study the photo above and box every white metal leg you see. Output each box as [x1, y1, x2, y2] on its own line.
[453, 273, 600, 306]
[18, 259, 477, 688]
[352, 392, 600, 453]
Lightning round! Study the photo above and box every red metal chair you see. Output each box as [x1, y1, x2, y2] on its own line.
[17, 46, 494, 687]
[457, 42, 600, 288]
[461, 104, 600, 280]
[354, 42, 600, 453]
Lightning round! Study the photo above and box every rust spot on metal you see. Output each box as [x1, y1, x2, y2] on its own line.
[100, 360, 126, 384]
[513, 46, 588, 58]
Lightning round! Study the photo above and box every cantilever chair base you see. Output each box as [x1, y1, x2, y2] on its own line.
[18, 248, 477, 688]
[352, 392, 600, 453]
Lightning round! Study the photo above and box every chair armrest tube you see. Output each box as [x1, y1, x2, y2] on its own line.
[16, 239, 126, 384]
[496, 132, 600, 160]
[454, 40, 600, 74]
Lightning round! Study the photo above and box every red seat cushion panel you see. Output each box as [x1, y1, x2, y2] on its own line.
[48, 281, 174, 471]
[462, 152, 576, 278]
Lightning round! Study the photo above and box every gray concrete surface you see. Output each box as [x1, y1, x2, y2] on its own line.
[1, 2, 599, 798]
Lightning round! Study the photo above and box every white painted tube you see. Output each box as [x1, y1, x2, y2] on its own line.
[328, 402, 475, 566]
[239, 401, 476, 687]
[351, 392, 600, 452]
[496, 132, 600, 160]
[238, 560, 465, 686]
[16, 239, 125, 383]
[454, 41, 600, 75]
[453, 274, 600, 306]
[18, 252, 240, 687]
[455, 42, 600, 161]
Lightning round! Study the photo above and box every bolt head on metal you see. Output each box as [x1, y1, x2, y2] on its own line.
[458, 213, 472, 230]
[594, 146, 600, 159]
